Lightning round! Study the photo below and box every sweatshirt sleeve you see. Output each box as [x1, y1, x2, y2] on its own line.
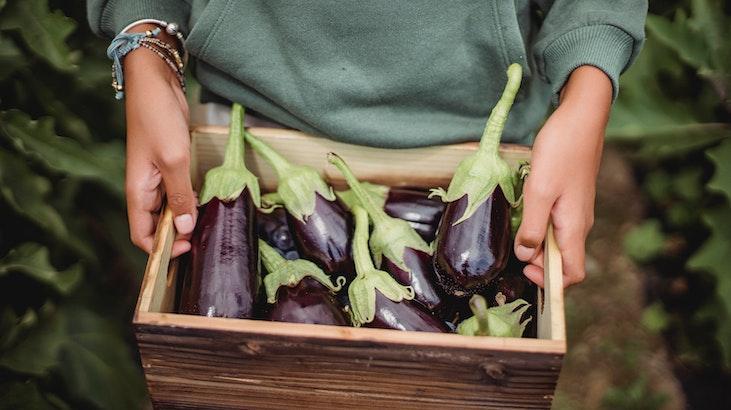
[531, 0, 647, 101]
[87, 0, 192, 38]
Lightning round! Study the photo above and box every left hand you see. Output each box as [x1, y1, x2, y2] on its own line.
[514, 65, 613, 287]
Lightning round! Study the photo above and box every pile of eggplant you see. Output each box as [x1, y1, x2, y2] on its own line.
[178, 63, 536, 338]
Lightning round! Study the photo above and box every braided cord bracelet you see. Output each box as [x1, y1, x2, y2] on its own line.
[106, 24, 186, 100]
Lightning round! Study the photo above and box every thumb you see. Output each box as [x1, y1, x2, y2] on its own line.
[514, 183, 555, 262]
[159, 154, 197, 235]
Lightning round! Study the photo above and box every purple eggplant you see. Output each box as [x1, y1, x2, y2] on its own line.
[179, 104, 261, 318]
[259, 239, 347, 325]
[338, 184, 445, 242]
[329, 154, 447, 314]
[257, 206, 299, 260]
[430, 64, 523, 296]
[244, 133, 354, 279]
[346, 205, 447, 332]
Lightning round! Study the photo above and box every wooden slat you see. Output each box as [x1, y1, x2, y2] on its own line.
[137, 207, 175, 314]
[135, 317, 562, 409]
[539, 226, 566, 341]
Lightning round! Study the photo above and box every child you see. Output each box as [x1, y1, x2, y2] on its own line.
[88, 1, 648, 287]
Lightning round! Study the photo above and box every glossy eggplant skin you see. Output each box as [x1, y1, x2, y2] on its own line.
[289, 194, 354, 279]
[433, 188, 511, 296]
[257, 207, 299, 260]
[384, 188, 445, 242]
[381, 248, 446, 313]
[179, 190, 259, 318]
[366, 291, 449, 332]
[265, 277, 348, 325]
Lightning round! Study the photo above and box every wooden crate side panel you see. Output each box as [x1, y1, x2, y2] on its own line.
[136, 322, 562, 410]
[191, 126, 531, 191]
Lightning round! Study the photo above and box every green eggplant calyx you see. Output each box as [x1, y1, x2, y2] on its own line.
[258, 192, 283, 214]
[199, 104, 261, 206]
[259, 240, 345, 304]
[245, 131, 335, 222]
[329, 153, 431, 272]
[349, 206, 415, 327]
[436, 63, 523, 224]
[336, 182, 389, 211]
[457, 293, 532, 338]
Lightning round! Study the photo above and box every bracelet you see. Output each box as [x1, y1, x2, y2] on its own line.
[106, 26, 186, 100]
[119, 19, 188, 65]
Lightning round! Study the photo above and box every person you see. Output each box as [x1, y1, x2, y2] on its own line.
[88, 1, 648, 288]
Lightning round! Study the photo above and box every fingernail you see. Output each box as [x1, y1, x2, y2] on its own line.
[515, 245, 534, 261]
[174, 214, 194, 234]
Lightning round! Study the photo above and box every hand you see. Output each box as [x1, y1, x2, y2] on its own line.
[514, 66, 612, 287]
[124, 24, 196, 257]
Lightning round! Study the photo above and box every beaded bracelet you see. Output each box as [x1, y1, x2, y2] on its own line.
[106, 25, 186, 100]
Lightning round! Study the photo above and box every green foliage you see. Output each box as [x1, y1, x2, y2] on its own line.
[623, 219, 666, 263]
[0, 1, 147, 409]
[601, 377, 669, 410]
[612, 0, 731, 372]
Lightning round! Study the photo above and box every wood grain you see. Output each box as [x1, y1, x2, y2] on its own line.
[136, 126, 566, 409]
[136, 317, 562, 409]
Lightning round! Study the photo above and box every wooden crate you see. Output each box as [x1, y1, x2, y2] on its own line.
[134, 126, 566, 410]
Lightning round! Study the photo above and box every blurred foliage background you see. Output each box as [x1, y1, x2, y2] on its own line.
[0, 0, 728, 409]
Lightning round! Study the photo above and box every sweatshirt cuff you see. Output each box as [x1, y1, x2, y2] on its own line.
[94, 0, 190, 38]
[542, 24, 634, 103]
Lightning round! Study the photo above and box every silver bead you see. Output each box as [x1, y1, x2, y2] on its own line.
[165, 23, 178, 35]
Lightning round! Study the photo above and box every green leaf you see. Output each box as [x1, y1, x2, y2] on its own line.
[0, 303, 64, 376]
[641, 302, 670, 333]
[0, 243, 82, 294]
[623, 219, 666, 263]
[58, 306, 148, 410]
[0, 0, 78, 71]
[0, 33, 25, 80]
[0, 380, 59, 410]
[707, 138, 731, 201]
[0, 110, 124, 196]
[688, 207, 731, 367]
[646, 12, 710, 72]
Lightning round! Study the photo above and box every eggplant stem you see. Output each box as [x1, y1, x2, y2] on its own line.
[352, 205, 376, 275]
[469, 295, 491, 336]
[222, 105, 247, 169]
[328, 153, 389, 225]
[478, 63, 522, 156]
[244, 131, 293, 177]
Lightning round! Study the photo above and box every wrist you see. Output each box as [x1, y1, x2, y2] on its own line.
[556, 65, 612, 130]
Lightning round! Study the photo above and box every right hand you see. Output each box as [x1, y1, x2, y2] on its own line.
[124, 24, 196, 257]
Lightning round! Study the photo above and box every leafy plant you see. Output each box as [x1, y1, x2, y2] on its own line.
[0, 1, 147, 409]
[609, 0, 731, 402]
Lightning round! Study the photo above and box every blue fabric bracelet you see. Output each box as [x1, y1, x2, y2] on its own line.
[106, 27, 161, 100]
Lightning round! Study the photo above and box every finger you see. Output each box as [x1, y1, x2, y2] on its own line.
[515, 177, 557, 262]
[171, 239, 192, 258]
[554, 226, 587, 287]
[126, 166, 163, 253]
[157, 149, 197, 237]
[523, 264, 545, 288]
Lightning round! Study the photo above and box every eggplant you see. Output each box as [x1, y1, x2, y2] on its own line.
[346, 205, 447, 332]
[244, 133, 354, 279]
[457, 294, 531, 338]
[329, 154, 447, 314]
[337, 184, 445, 242]
[257, 206, 299, 260]
[259, 239, 348, 325]
[179, 104, 261, 318]
[430, 63, 523, 296]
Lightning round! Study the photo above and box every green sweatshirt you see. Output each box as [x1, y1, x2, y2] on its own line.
[88, 0, 647, 148]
